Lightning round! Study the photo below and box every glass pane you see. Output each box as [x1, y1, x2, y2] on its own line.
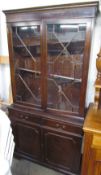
[12, 25, 41, 106]
[47, 23, 86, 112]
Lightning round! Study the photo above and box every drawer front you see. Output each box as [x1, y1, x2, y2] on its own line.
[8, 108, 82, 135]
[8, 109, 41, 125]
[42, 118, 82, 136]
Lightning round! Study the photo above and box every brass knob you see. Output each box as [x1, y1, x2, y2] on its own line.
[25, 116, 29, 120]
[20, 115, 23, 119]
[56, 123, 60, 128]
[62, 125, 66, 129]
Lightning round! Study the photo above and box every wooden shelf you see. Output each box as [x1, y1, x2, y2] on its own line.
[50, 74, 82, 82]
[17, 67, 81, 82]
[17, 67, 40, 74]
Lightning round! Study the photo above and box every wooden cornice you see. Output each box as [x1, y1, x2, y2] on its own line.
[3, 1, 99, 14]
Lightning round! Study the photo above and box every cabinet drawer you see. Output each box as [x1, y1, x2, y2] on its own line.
[9, 109, 41, 125]
[42, 118, 82, 135]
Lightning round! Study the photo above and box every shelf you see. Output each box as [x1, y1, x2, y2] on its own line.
[13, 40, 85, 48]
[47, 40, 85, 44]
[13, 42, 40, 48]
[16, 68, 81, 82]
[16, 67, 41, 74]
[49, 74, 82, 82]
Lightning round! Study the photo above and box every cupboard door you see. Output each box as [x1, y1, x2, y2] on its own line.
[13, 122, 41, 160]
[43, 129, 82, 174]
[46, 20, 90, 114]
[11, 23, 41, 107]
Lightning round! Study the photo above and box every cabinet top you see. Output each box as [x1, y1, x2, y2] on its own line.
[4, 1, 99, 23]
[83, 104, 101, 134]
[3, 1, 99, 13]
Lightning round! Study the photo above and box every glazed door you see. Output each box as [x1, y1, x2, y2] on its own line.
[9, 19, 91, 115]
[10, 22, 42, 107]
[46, 19, 91, 115]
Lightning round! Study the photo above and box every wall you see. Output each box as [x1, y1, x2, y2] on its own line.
[0, 11, 9, 101]
[86, 13, 101, 106]
[0, 0, 100, 106]
[0, 0, 99, 10]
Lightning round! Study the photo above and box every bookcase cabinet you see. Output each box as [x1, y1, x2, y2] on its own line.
[4, 2, 98, 174]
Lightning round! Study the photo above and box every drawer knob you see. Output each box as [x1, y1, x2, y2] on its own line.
[25, 116, 29, 120]
[62, 125, 66, 129]
[56, 123, 60, 128]
[20, 115, 23, 119]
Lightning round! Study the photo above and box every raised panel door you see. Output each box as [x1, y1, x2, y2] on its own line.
[14, 122, 41, 160]
[43, 129, 82, 174]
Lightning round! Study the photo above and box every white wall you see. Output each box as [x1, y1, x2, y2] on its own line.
[0, 0, 99, 10]
[0, 0, 101, 105]
[0, 11, 10, 101]
[86, 14, 101, 106]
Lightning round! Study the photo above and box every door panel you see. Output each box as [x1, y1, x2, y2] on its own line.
[46, 21, 88, 114]
[44, 129, 82, 174]
[14, 122, 41, 160]
[12, 23, 41, 106]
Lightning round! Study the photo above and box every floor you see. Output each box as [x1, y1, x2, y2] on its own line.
[11, 158, 63, 175]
